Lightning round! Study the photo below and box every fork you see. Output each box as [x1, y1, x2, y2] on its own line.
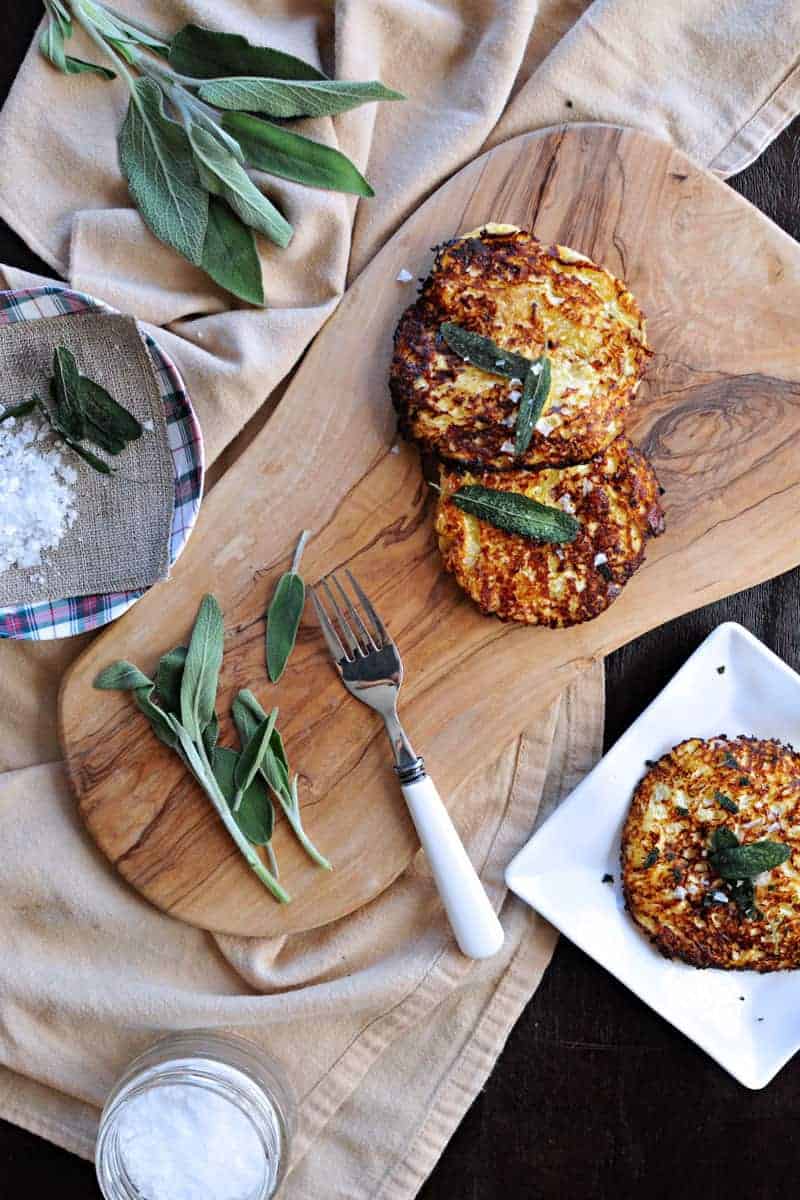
[311, 570, 505, 960]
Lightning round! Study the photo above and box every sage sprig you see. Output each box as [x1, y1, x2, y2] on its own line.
[41, 2, 404, 304]
[232, 688, 332, 871]
[94, 593, 332, 902]
[0, 344, 143, 475]
[449, 484, 580, 544]
[439, 323, 550, 459]
[266, 530, 309, 683]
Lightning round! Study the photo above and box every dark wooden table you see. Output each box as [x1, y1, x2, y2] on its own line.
[3, 6, 800, 1196]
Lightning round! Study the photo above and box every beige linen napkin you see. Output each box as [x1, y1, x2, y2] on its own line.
[0, 1, 797, 1193]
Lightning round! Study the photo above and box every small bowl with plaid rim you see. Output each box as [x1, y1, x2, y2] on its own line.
[0, 285, 204, 639]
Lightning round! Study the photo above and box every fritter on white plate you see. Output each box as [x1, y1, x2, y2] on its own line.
[391, 225, 649, 470]
[622, 736, 800, 971]
[435, 436, 664, 627]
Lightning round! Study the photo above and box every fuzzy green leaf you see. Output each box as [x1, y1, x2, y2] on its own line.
[188, 125, 292, 248]
[118, 79, 209, 267]
[199, 77, 404, 119]
[201, 197, 265, 305]
[266, 573, 305, 683]
[169, 23, 327, 82]
[133, 685, 179, 749]
[213, 747, 275, 845]
[0, 400, 37, 423]
[222, 111, 374, 196]
[155, 645, 188, 716]
[232, 690, 290, 792]
[234, 709, 278, 799]
[180, 595, 224, 741]
[94, 660, 152, 691]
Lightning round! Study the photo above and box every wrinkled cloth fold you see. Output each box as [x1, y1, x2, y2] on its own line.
[0, 1, 797, 1195]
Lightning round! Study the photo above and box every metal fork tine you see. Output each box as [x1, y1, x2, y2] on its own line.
[345, 570, 389, 646]
[310, 587, 349, 662]
[320, 579, 363, 658]
[331, 574, 378, 652]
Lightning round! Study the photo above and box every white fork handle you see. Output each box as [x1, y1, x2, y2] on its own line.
[401, 774, 505, 959]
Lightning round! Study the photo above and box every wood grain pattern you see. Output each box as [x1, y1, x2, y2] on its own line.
[59, 123, 800, 937]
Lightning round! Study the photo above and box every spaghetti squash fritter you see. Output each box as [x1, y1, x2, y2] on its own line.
[435, 436, 664, 627]
[622, 736, 800, 971]
[391, 226, 649, 471]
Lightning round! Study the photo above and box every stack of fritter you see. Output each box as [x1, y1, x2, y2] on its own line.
[390, 225, 665, 627]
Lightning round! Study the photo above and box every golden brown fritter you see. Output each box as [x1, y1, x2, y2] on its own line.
[622, 736, 800, 971]
[391, 226, 649, 470]
[435, 436, 664, 627]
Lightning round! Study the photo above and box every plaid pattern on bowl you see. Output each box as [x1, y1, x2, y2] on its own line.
[0, 286, 204, 639]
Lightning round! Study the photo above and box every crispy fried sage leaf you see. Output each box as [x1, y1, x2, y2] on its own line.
[515, 357, 551, 457]
[202, 197, 265, 305]
[711, 840, 790, 880]
[180, 594, 224, 741]
[81, 377, 143, 443]
[118, 79, 209, 267]
[449, 485, 580, 544]
[169, 23, 327, 82]
[439, 323, 532, 381]
[199, 77, 404, 119]
[51, 347, 85, 441]
[213, 746, 275, 845]
[222, 112, 374, 196]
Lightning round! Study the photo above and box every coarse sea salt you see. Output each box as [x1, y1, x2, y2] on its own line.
[0, 414, 77, 574]
[396, 267, 414, 283]
[115, 1073, 272, 1200]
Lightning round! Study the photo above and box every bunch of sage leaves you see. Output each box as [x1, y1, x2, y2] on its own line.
[94, 593, 331, 903]
[40, 1, 403, 304]
[0, 344, 142, 474]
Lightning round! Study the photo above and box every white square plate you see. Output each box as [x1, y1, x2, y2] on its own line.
[505, 622, 800, 1089]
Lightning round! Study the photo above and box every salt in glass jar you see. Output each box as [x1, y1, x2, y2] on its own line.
[95, 1030, 294, 1200]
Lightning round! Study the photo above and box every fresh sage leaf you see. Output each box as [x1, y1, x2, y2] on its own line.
[0, 400, 38, 423]
[155, 645, 188, 715]
[440, 323, 532, 382]
[213, 747, 275, 845]
[221, 112, 374, 197]
[94, 660, 153, 691]
[180, 594, 225, 742]
[266, 530, 308, 682]
[233, 690, 291, 793]
[133, 684, 180, 749]
[118, 78, 209, 267]
[169, 23, 328, 83]
[188, 125, 292, 248]
[199, 77, 404, 119]
[449, 484, 580, 544]
[203, 711, 220, 766]
[233, 709, 278, 806]
[201, 197, 264, 305]
[52, 346, 85, 441]
[515, 358, 551, 457]
[44, 0, 72, 38]
[710, 840, 791, 880]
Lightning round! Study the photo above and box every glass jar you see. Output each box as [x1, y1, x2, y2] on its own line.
[95, 1030, 294, 1200]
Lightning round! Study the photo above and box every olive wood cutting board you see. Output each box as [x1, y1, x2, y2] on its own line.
[60, 124, 800, 937]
